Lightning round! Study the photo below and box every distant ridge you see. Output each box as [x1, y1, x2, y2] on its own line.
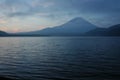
[85, 24, 120, 36]
[0, 31, 8, 36]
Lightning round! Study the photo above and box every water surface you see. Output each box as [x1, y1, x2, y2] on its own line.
[0, 37, 120, 80]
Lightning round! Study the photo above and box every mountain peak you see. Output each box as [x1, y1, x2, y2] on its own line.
[68, 17, 87, 23]
[70, 17, 83, 20]
[58, 17, 97, 33]
[65, 17, 94, 27]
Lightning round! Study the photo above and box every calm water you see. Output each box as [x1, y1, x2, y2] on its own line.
[0, 37, 120, 80]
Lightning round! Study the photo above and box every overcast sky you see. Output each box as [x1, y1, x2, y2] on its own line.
[0, 0, 120, 33]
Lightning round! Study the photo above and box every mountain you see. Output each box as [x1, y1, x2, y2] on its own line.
[5, 17, 120, 36]
[1, 23, 120, 37]
[21, 17, 97, 36]
[85, 24, 120, 36]
[0, 31, 8, 36]
[84, 28, 107, 36]
[106, 24, 120, 36]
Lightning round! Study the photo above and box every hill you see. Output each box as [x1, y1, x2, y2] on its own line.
[0, 31, 8, 36]
[85, 24, 120, 36]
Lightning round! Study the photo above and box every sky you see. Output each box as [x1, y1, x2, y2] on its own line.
[0, 0, 120, 33]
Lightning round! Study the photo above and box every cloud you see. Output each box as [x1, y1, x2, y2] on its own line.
[0, 0, 55, 17]
[0, 0, 120, 17]
[0, 0, 120, 31]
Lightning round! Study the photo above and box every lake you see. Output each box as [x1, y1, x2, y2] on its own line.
[0, 37, 120, 80]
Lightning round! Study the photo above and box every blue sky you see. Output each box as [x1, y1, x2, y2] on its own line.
[0, 0, 120, 33]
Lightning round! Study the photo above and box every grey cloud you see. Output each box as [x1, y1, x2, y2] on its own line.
[0, 0, 120, 27]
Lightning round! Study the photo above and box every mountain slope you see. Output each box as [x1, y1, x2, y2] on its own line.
[106, 24, 120, 36]
[22, 17, 97, 36]
[0, 31, 8, 36]
[85, 24, 120, 36]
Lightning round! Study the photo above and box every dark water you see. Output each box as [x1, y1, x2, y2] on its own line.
[0, 37, 120, 80]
